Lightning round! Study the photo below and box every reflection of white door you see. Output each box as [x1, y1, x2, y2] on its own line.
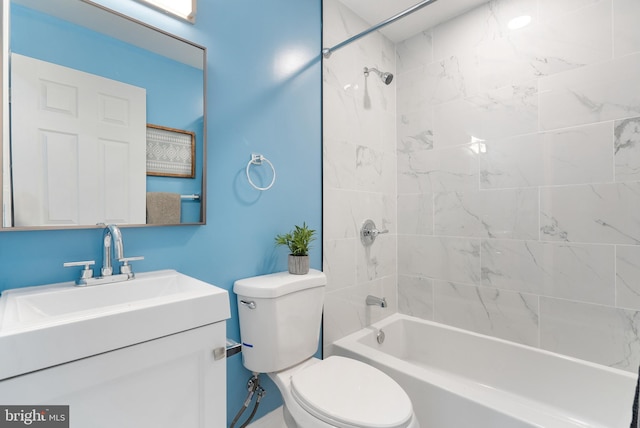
[10, 53, 146, 227]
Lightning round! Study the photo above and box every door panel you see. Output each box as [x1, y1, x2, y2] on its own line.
[10, 53, 146, 226]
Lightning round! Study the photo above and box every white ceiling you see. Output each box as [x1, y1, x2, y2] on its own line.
[339, 0, 489, 43]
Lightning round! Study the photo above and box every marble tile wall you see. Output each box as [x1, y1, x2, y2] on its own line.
[322, 0, 398, 354]
[397, 0, 640, 371]
[324, 0, 640, 371]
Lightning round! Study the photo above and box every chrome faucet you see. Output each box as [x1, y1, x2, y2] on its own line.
[366, 295, 387, 308]
[63, 224, 144, 286]
[102, 224, 124, 277]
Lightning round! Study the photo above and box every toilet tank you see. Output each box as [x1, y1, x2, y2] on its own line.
[233, 269, 326, 373]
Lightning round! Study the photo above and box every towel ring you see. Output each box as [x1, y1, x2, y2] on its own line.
[246, 153, 276, 191]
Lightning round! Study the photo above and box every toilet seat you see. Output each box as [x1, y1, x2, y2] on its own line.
[290, 356, 413, 428]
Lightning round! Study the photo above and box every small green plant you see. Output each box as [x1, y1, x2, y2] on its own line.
[275, 222, 316, 256]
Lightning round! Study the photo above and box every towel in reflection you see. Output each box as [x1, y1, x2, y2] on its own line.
[146, 192, 181, 224]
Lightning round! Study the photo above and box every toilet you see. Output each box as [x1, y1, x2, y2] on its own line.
[234, 269, 419, 428]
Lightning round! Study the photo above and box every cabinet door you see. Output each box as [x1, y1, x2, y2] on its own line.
[0, 322, 226, 428]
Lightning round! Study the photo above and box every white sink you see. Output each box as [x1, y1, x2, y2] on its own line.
[0, 270, 230, 380]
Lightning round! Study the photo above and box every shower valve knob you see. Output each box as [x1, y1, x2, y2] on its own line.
[366, 228, 388, 238]
[360, 219, 389, 246]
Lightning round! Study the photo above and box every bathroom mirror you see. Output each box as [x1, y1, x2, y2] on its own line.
[1, 0, 206, 229]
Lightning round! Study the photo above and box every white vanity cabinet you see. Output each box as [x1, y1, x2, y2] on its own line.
[0, 321, 227, 428]
[0, 270, 231, 428]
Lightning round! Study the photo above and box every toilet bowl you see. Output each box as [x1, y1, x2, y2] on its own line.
[234, 270, 419, 428]
[269, 356, 419, 428]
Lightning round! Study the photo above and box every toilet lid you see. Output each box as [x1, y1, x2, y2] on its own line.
[290, 356, 413, 428]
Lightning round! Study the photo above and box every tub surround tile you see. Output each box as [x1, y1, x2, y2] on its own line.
[434, 188, 539, 240]
[323, 139, 356, 190]
[323, 289, 365, 356]
[540, 182, 640, 244]
[481, 240, 615, 305]
[614, 117, 640, 182]
[397, 108, 433, 155]
[396, 66, 431, 114]
[398, 275, 434, 319]
[323, 238, 357, 292]
[537, 0, 603, 21]
[468, 0, 612, 93]
[396, 31, 433, 75]
[520, 1, 611, 67]
[540, 297, 640, 372]
[357, 102, 394, 154]
[325, 14, 394, 78]
[432, 0, 538, 61]
[380, 114, 397, 156]
[361, 79, 394, 118]
[324, 0, 398, 357]
[377, 275, 399, 316]
[383, 149, 399, 196]
[351, 192, 396, 237]
[539, 53, 640, 130]
[325, 190, 395, 243]
[613, 0, 640, 57]
[433, 82, 538, 149]
[323, 63, 365, 144]
[428, 145, 480, 193]
[324, 188, 358, 240]
[322, 6, 396, 152]
[481, 123, 614, 189]
[616, 245, 640, 310]
[397, 58, 471, 113]
[356, 233, 396, 283]
[398, 235, 481, 285]
[398, 137, 435, 194]
[355, 145, 389, 193]
[433, 280, 540, 347]
[421, 0, 615, 109]
[399, 144, 479, 195]
[322, 0, 367, 48]
[323, 276, 397, 355]
[397, 194, 433, 236]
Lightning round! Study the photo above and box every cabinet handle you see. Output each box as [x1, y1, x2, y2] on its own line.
[213, 347, 225, 361]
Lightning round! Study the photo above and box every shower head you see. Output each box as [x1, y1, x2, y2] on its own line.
[364, 67, 394, 85]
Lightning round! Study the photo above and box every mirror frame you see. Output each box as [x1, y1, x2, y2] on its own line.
[0, 0, 207, 231]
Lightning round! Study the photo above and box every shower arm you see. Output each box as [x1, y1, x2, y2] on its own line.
[322, 0, 440, 58]
[364, 67, 394, 85]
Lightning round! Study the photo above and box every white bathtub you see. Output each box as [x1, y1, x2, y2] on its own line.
[332, 313, 636, 428]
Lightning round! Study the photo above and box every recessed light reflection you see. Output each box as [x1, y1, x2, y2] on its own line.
[342, 83, 359, 96]
[507, 15, 532, 30]
[469, 136, 487, 154]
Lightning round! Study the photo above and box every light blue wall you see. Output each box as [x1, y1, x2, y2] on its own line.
[2, 0, 322, 423]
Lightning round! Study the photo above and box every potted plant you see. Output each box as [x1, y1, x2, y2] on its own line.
[275, 222, 316, 275]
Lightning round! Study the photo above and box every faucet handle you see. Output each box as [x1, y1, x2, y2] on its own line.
[119, 256, 144, 264]
[360, 219, 390, 246]
[63, 260, 95, 283]
[118, 256, 144, 278]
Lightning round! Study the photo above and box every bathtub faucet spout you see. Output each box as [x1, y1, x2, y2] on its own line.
[366, 295, 387, 308]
